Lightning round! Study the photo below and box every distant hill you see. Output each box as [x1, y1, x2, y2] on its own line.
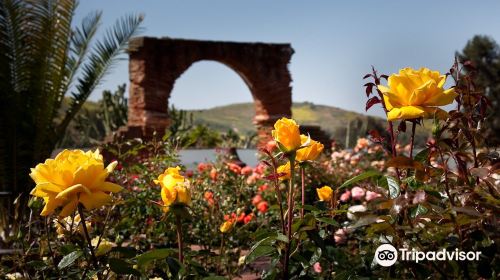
[188, 101, 381, 134]
[187, 102, 379, 146]
[187, 102, 432, 147]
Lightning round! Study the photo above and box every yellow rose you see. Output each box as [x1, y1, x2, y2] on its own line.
[91, 237, 115, 256]
[271, 118, 301, 152]
[377, 67, 457, 121]
[276, 162, 291, 181]
[317, 186, 333, 201]
[154, 167, 191, 209]
[220, 220, 234, 233]
[29, 149, 122, 217]
[296, 135, 324, 162]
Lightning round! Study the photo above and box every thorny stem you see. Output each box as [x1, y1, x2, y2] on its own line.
[409, 121, 416, 159]
[300, 166, 305, 219]
[437, 148, 455, 207]
[95, 206, 113, 251]
[175, 214, 184, 264]
[77, 204, 100, 275]
[283, 156, 296, 280]
[45, 217, 59, 274]
[371, 69, 401, 181]
[437, 148, 463, 247]
[272, 164, 286, 235]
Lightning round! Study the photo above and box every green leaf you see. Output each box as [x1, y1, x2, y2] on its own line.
[26, 260, 48, 271]
[202, 277, 228, 280]
[316, 217, 340, 226]
[108, 258, 141, 276]
[350, 215, 380, 229]
[166, 257, 181, 277]
[135, 248, 175, 267]
[410, 204, 428, 218]
[58, 250, 83, 269]
[386, 176, 400, 199]
[246, 245, 275, 264]
[339, 170, 381, 189]
[111, 246, 137, 258]
[309, 247, 322, 265]
[246, 236, 278, 264]
[414, 148, 429, 163]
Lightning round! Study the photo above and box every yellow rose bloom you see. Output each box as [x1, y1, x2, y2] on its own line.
[276, 162, 291, 181]
[296, 135, 324, 162]
[29, 149, 122, 217]
[317, 186, 333, 201]
[91, 237, 115, 256]
[271, 117, 302, 152]
[377, 67, 457, 121]
[154, 167, 191, 209]
[220, 220, 234, 233]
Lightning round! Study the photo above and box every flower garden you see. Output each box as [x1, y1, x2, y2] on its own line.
[2, 63, 499, 279]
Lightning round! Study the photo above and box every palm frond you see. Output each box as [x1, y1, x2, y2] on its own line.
[59, 10, 102, 111]
[57, 13, 143, 136]
[0, 0, 32, 194]
[0, 0, 30, 96]
[23, 0, 76, 158]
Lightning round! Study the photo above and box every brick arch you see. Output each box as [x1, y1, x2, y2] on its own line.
[119, 37, 294, 145]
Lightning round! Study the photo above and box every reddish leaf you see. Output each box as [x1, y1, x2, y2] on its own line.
[380, 74, 389, 80]
[470, 167, 490, 179]
[365, 84, 373, 97]
[398, 121, 406, 133]
[264, 172, 287, 181]
[365, 96, 381, 111]
[386, 156, 424, 170]
[363, 73, 373, 79]
[368, 129, 385, 143]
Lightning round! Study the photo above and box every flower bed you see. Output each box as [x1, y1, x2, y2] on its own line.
[2, 63, 499, 279]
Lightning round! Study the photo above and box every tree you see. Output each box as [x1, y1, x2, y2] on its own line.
[0, 0, 143, 230]
[457, 35, 500, 146]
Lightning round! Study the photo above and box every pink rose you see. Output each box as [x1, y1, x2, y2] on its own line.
[313, 262, 322, 273]
[351, 186, 365, 200]
[365, 191, 381, 201]
[339, 190, 351, 202]
[334, 228, 348, 244]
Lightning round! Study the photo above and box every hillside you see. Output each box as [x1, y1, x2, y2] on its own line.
[189, 102, 379, 146]
[187, 102, 432, 147]
[188, 102, 379, 134]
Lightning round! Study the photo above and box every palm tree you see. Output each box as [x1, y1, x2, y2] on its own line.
[0, 0, 143, 234]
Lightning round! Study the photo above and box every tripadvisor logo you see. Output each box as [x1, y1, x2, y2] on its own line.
[374, 244, 398, 267]
[374, 244, 481, 267]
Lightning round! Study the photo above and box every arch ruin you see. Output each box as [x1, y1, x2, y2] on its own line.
[116, 37, 294, 145]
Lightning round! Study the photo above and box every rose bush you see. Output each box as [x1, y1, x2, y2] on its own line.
[2, 61, 498, 279]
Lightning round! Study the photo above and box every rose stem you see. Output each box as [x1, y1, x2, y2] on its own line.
[409, 121, 417, 159]
[284, 155, 296, 280]
[175, 214, 184, 264]
[300, 166, 305, 219]
[77, 204, 100, 276]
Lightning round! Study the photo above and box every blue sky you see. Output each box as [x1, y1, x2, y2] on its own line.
[76, 0, 500, 117]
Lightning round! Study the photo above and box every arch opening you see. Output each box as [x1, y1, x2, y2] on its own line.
[118, 37, 294, 147]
